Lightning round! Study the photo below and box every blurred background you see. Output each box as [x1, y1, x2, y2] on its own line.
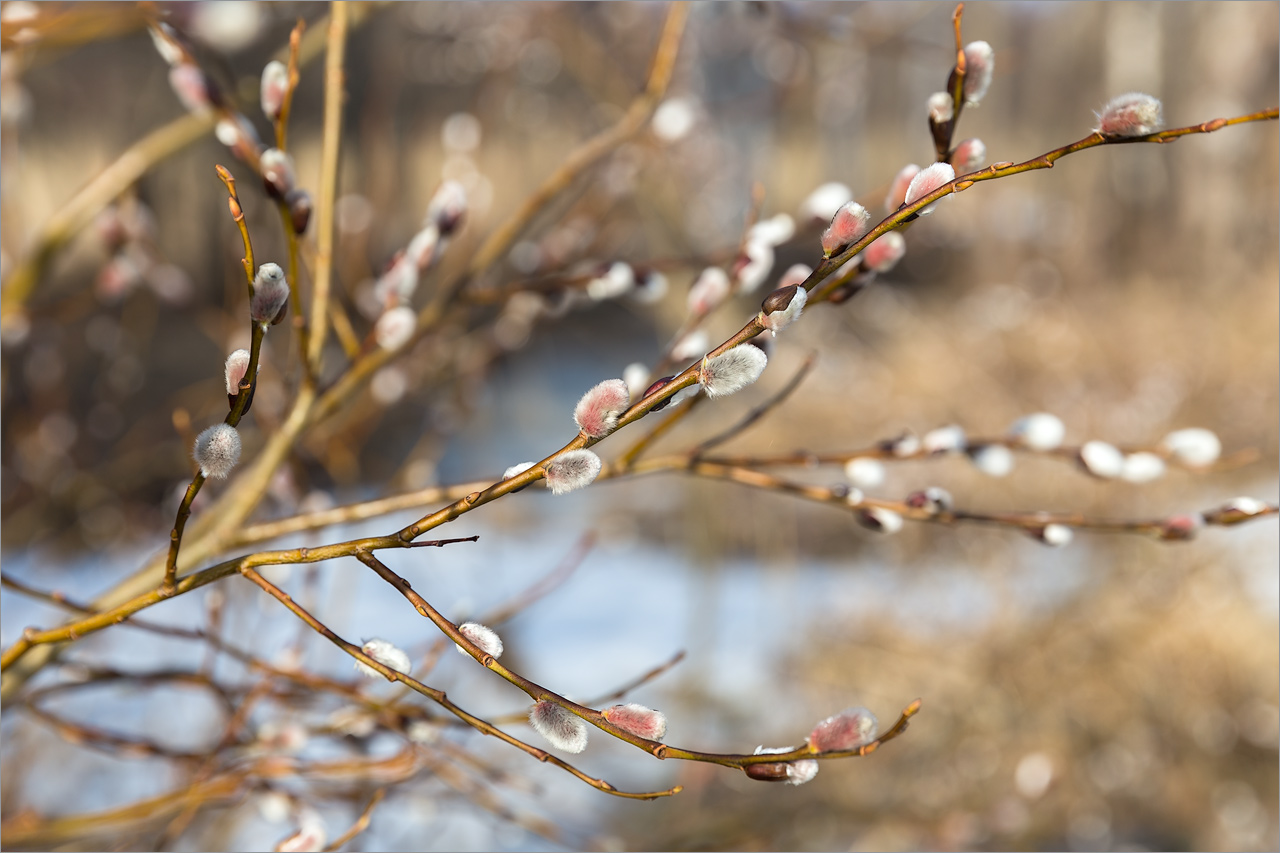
[1, 2, 1277, 851]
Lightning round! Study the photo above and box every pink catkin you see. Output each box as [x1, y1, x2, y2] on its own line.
[904, 163, 956, 215]
[1095, 92, 1163, 137]
[808, 707, 879, 752]
[884, 164, 921, 213]
[861, 232, 906, 273]
[820, 202, 871, 257]
[573, 378, 630, 437]
[603, 703, 668, 741]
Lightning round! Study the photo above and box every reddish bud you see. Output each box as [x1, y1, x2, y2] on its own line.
[885, 164, 921, 213]
[643, 376, 677, 411]
[1159, 513, 1203, 542]
[905, 487, 953, 515]
[260, 60, 289, 120]
[573, 378, 630, 437]
[861, 232, 906, 273]
[927, 92, 953, 124]
[904, 163, 955, 215]
[1095, 92, 1163, 137]
[820, 201, 871, 258]
[950, 137, 986, 173]
[603, 703, 667, 741]
[807, 707, 878, 752]
[688, 267, 731, 316]
[224, 348, 253, 409]
[962, 41, 995, 106]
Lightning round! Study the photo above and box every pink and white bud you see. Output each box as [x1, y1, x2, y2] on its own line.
[820, 201, 871, 258]
[355, 638, 411, 679]
[734, 240, 774, 293]
[544, 449, 602, 495]
[455, 621, 504, 659]
[699, 345, 768, 398]
[760, 284, 807, 336]
[573, 378, 630, 437]
[904, 163, 956, 216]
[842, 486, 865, 507]
[250, 262, 290, 324]
[193, 423, 241, 479]
[1008, 413, 1065, 451]
[1079, 440, 1125, 479]
[623, 363, 650, 400]
[1095, 92, 1163, 137]
[260, 148, 297, 200]
[906, 487, 953, 515]
[671, 329, 710, 361]
[748, 213, 796, 247]
[503, 461, 535, 480]
[225, 349, 251, 396]
[970, 444, 1014, 477]
[426, 180, 468, 236]
[1159, 428, 1221, 467]
[1120, 451, 1166, 483]
[586, 261, 635, 301]
[776, 263, 811, 289]
[799, 182, 853, 223]
[927, 92, 954, 124]
[260, 59, 289, 120]
[887, 430, 921, 458]
[687, 267, 731, 316]
[962, 41, 995, 106]
[861, 232, 906, 273]
[168, 64, 212, 115]
[375, 306, 417, 351]
[1159, 513, 1203, 542]
[844, 457, 886, 489]
[855, 506, 903, 534]
[885, 164, 921, 213]
[405, 224, 441, 272]
[275, 809, 327, 853]
[807, 706, 878, 752]
[603, 703, 668, 741]
[373, 255, 417, 306]
[950, 137, 986, 173]
[922, 424, 967, 454]
[1034, 523, 1073, 547]
[529, 701, 588, 753]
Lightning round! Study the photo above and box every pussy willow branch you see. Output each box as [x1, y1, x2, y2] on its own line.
[357, 551, 918, 774]
[323, 788, 385, 853]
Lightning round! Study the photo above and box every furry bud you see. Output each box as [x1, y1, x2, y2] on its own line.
[885, 165, 921, 213]
[1120, 451, 1166, 483]
[688, 267, 731, 316]
[225, 349, 251, 396]
[855, 506, 903, 534]
[751, 746, 818, 785]
[529, 701, 588, 753]
[927, 91, 954, 124]
[1008, 413, 1065, 451]
[760, 285, 806, 335]
[1033, 524, 1073, 547]
[260, 148, 296, 200]
[747, 213, 795, 247]
[950, 137, 986, 173]
[699, 345, 768, 398]
[1205, 497, 1270, 525]
[573, 378, 630, 437]
[250, 263, 290, 325]
[962, 41, 995, 106]
[602, 703, 667, 741]
[1159, 428, 1221, 467]
[904, 163, 955, 216]
[821, 201, 871, 258]
[285, 188, 312, 234]
[1079, 440, 1125, 479]
[455, 622, 504, 659]
[1095, 92, 1163, 137]
[168, 64, 212, 115]
[503, 461, 534, 480]
[969, 444, 1014, 477]
[1159, 513, 1203, 542]
[354, 638, 411, 679]
[862, 232, 906, 273]
[426, 180, 468, 236]
[844, 457, 885, 489]
[375, 306, 417, 351]
[193, 423, 241, 478]
[544, 449, 602, 495]
[586, 261, 635, 301]
[807, 707, 878, 752]
[260, 59, 289, 120]
[906, 487, 953, 515]
[922, 424, 966, 454]
[735, 240, 774, 293]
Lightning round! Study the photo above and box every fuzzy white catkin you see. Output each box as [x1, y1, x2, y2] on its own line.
[699, 345, 767, 398]
[844, 457, 886, 489]
[354, 638, 411, 679]
[1080, 440, 1125, 478]
[1008, 413, 1065, 451]
[1160, 428, 1221, 467]
[375, 306, 417, 351]
[529, 701, 588, 753]
[962, 41, 995, 106]
[193, 423, 241, 478]
[260, 60, 288, 120]
[224, 349, 251, 396]
[971, 444, 1014, 477]
[799, 182, 853, 222]
[455, 622, 504, 659]
[250, 262, 289, 324]
[544, 449, 602, 495]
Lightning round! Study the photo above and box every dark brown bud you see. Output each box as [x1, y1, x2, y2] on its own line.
[644, 376, 676, 411]
[761, 284, 799, 315]
[271, 299, 289, 326]
[228, 381, 256, 415]
[286, 189, 312, 234]
[743, 762, 791, 782]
